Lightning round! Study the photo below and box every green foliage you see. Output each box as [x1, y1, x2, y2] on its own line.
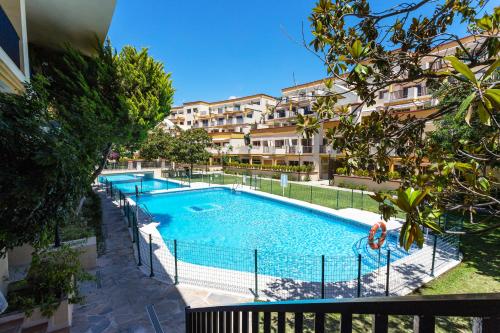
[0, 79, 87, 252]
[139, 128, 176, 160]
[226, 162, 314, 173]
[307, 1, 499, 247]
[0, 40, 173, 252]
[335, 167, 347, 175]
[116, 46, 174, 146]
[8, 246, 93, 317]
[172, 129, 212, 170]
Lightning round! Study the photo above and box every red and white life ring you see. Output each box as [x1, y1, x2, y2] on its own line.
[368, 221, 387, 250]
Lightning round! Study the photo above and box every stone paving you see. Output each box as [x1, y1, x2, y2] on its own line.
[71, 190, 250, 333]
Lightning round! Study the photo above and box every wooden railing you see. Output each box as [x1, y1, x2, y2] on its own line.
[185, 293, 500, 333]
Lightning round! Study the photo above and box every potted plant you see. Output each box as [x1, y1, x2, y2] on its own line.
[6, 246, 93, 331]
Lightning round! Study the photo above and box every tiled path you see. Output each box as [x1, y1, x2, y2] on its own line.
[71, 191, 249, 333]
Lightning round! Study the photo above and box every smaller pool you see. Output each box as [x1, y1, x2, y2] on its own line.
[99, 172, 152, 182]
[99, 172, 184, 193]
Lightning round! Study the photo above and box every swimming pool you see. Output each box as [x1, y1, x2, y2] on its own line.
[140, 188, 413, 281]
[99, 173, 184, 193]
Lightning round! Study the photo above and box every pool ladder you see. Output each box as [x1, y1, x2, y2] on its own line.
[231, 182, 242, 192]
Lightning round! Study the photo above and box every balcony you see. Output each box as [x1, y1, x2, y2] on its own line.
[302, 146, 313, 154]
[0, 6, 21, 68]
[391, 90, 409, 101]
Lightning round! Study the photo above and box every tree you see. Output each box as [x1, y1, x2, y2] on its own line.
[116, 46, 175, 153]
[33, 41, 174, 179]
[172, 129, 212, 174]
[0, 78, 87, 252]
[0, 40, 174, 252]
[302, 1, 499, 249]
[139, 128, 176, 160]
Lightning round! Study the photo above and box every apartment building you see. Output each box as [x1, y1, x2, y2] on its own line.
[164, 35, 486, 179]
[0, 0, 116, 299]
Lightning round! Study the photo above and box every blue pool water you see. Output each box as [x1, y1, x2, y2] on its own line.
[99, 173, 183, 193]
[140, 188, 412, 281]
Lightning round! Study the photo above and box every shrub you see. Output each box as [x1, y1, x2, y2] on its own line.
[336, 167, 347, 175]
[8, 246, 94, 317]
[388, 171, 400, 180]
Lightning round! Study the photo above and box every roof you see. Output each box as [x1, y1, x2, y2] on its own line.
[26, 0, 116, 55]
[180, 94, 277, 108]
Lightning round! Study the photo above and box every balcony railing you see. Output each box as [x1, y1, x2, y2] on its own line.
[391, 90, 409, 100]
[302, 146, 313, 153]
[0, 6, 21, 68]
[186, 293, 500, 333]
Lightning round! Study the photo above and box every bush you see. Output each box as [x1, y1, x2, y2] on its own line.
[388, 171, 400, 180]
[226, 162, 313, 174]
[353, 169, 370, 177]
[8, 246, 94, 317]
[336, 167, 347, 175]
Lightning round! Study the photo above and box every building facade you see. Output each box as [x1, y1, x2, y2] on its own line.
[164, 35, 485, 180]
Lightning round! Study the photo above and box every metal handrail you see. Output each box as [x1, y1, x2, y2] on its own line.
[185, 293, 500, 333]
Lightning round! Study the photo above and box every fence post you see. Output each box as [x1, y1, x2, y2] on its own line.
[136, 225, 142, 266]
[254, 249, 258, 299]
[321, 255, 325, 299]
[351, 189, 354, 208]
[431, 233, 437, 276]
[310, 185, 313, 203]
[132, 211, 136, 243]
[385, 250, 391, 296]
[149, 234, 154, 277]
[336, 190, 339, 209]
[174, 240, 178, 285]
[288, 182, 292, 197]
[357, 254, 362, 297]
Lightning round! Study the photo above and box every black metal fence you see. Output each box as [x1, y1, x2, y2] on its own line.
[185, 293, 500, 333]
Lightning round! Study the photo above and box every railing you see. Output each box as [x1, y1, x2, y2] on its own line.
[0, 6, 21, 69]
[302, 146, 313, 153]
[391, 90, 408, 100]
[185, 293, 500, 333]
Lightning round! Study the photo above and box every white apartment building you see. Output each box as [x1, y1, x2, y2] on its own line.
[165, 35, 487, 180]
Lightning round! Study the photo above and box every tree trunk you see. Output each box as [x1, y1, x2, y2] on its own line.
[91, 143, 113, 180]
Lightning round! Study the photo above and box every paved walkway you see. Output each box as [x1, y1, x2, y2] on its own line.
[71, 190, 249, 333]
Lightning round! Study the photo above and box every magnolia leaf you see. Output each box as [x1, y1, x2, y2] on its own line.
[444, 56, 477, 84]
[477, 102, 491, 126]
[476, 15, 493, 30]
[484, 89, 500, 109]
[483, 58, 500, 79]
[477, 177, 490, 191]
[459, 91, 476, 126]
[349, 40, 363, 58]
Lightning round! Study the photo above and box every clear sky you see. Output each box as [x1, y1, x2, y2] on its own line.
[107, 1, 495, 105]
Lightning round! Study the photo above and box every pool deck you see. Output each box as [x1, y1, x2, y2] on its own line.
[71, 190, 250, 333]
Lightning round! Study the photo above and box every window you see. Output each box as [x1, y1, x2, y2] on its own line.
[193, 108, 198, 113]
[236, 116, 243, 124]
[218, 107, 223, 114]
[275, 140, 285, 148]
[180, 121, 184, 125]
[247, 112, 253, 118]
[202, 120, 209, 127]
[379, 90, 388, 99]
[291, 139, 298, 146]
[252, 141, 261, 146]
[234, 105, 241, 111]
[187, 121, 192, 125]
[403, 87, 409, 98]
[187, 109, 192, 114]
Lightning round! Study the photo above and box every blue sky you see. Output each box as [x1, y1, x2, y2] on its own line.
[108, 1, 494, 105]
